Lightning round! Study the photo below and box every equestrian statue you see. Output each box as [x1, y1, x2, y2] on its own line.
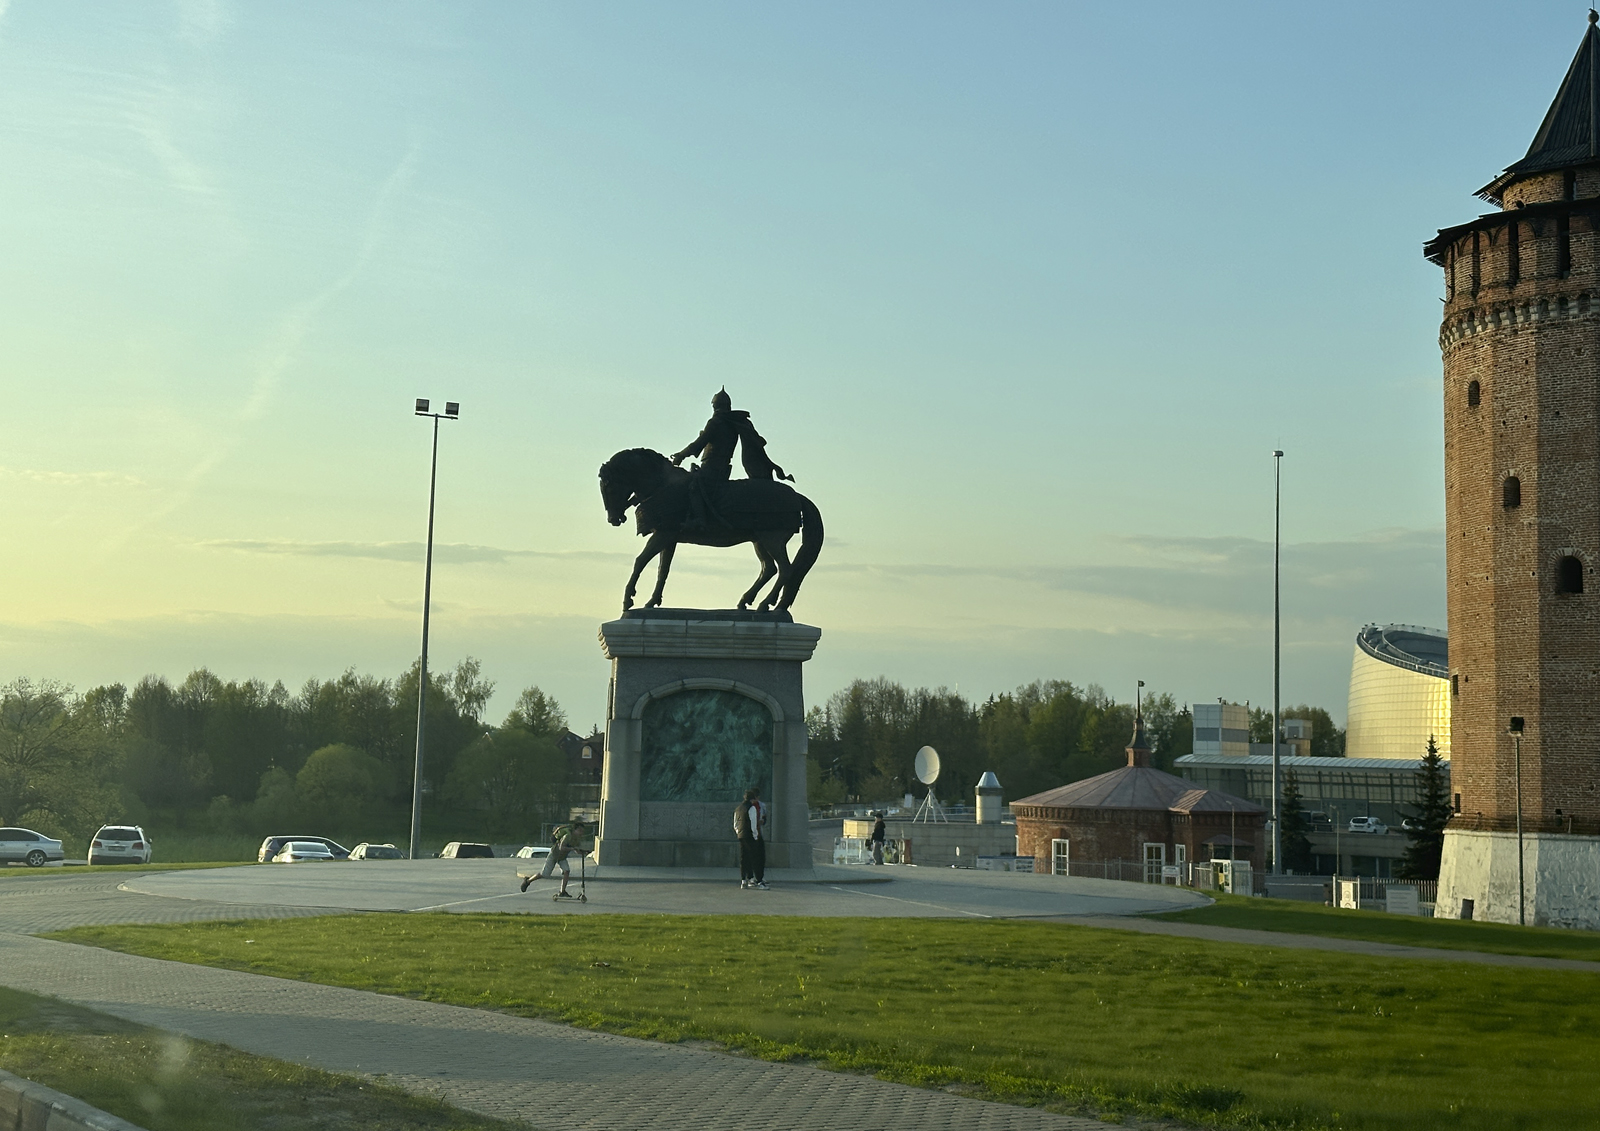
[599, 389, 823, 612]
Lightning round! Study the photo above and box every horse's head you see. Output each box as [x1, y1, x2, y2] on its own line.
[599, 448, 672, 527]
[599, 470, 631, 526]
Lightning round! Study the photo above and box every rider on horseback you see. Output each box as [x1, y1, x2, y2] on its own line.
[670, 389, 792, 535]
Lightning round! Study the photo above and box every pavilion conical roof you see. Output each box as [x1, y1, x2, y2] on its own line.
[1480, 13, 1600, 202]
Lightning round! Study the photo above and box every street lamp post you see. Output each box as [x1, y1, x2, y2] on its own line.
[1510, 716, 1526, 926]
[1272, 449, 1285, 875]
[409, 398, 460, 860]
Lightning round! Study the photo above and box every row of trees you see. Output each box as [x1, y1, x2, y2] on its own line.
[0, 663, 579, 846]
[3, 659, 1354, 854]
[805, 678, 1345, 805]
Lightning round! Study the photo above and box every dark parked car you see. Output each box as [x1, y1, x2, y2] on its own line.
[439, 842, 494, 859]
[257, 836, 350, 863]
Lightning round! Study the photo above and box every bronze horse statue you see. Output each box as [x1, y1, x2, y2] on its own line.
[599, 448, 824, 612]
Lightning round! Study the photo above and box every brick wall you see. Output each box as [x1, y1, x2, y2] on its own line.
[1014, 806, 1265, 873]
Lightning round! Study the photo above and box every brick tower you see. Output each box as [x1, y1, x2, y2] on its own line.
[1426, 13, 1600, 928]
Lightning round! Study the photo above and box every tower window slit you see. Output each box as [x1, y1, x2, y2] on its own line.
[1557, 555, 1584, 594]
[1558, 214, 1572, 276]
[1467, 380, 1481, 407]
[1508, 220, 1520, 285]
[1503, 476, 1522, 508]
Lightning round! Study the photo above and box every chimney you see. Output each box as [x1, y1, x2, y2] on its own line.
[975, 771, 1003, 823]
[1126, 711, 1152, 768]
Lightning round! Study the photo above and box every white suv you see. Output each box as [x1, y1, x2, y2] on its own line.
[89, 825, 153, 865]
[1347, 816, 1388, 835]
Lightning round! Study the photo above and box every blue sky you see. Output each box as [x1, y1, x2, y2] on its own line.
[0, 2, 1587, 729]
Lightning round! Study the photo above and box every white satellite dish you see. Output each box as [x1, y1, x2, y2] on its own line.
[912, 745, 948, 823]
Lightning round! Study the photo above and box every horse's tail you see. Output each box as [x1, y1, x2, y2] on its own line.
[783, 494, 824, 608]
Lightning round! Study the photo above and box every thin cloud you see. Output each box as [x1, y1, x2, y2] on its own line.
[815, 527, 1445, 625]
[198, 539, 628, 565]
[0, 466, 147, 489]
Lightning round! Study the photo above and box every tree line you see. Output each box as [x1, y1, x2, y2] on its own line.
[2, 659, 1351, 850]
[0, 661, 579, 846]
[807, 679, 1194, 805]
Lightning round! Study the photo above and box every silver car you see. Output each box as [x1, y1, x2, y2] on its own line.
[350, 842, 406, 860]
[89, 825, 152, 866]
[273, 841, 336, 863]
[0, 827, 65, 867]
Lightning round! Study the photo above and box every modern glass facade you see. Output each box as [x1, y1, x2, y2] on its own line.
[1345, 624, 1451, 760]
[1175, 753, 1442, 829]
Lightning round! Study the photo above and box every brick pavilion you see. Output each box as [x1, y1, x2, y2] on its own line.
[1012, 714, 1264, 881]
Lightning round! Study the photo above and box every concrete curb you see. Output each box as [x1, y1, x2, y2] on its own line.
[511, 865, 894, 885]
[0, 1067, 148, 1131]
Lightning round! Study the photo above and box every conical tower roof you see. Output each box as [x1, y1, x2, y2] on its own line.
[1480, 12, 1600, 203]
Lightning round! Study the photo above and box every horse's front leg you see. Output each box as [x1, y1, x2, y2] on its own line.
[739, 545, 776, 610]
[624, 534, 665, 611]
[646, 542, 677, 608]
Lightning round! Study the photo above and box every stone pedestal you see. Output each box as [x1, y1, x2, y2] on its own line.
[1436, 828, 1600, 928]
[593, 609, 819, 871]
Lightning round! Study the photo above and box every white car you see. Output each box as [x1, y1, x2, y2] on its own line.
[273, 841, 336, 863]
[0, 827, 65, 867]
[1348, 816, 1389, 834]
[513, 845, 551, 862]
[89, 825, 152, 866]
[350, 842, 406, 860]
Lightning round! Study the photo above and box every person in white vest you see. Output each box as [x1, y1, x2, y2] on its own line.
[733, 787, 769, 889]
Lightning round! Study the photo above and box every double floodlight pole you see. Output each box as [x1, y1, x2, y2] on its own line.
[409, 398, 460, 861]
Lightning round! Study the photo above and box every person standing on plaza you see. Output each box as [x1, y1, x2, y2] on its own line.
[734, 787, 769, 889]
[870, 811, 887, 865]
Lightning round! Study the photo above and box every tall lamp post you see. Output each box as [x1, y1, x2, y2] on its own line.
[1509, 715, 1526, 926]
[409, 398, 460, 860]
[1272, 449, 1284, 875]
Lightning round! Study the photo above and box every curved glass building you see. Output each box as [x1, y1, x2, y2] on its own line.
[1345, 624, 1451, 760]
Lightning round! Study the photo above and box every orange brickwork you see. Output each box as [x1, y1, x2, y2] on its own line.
[1427, 21, 1600, 838]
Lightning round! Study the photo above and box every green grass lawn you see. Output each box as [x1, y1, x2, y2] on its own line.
[53, 914, 1600, 1131]
[1154, 893, 1600, 961]
[0, 985, 525, 1131]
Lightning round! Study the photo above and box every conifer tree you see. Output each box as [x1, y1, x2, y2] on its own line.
[1279, 769, 1314, 873]
[1398, 735, 1451, 880]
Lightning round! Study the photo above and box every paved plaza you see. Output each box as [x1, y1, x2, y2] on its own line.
[116, 858, 1208, 919]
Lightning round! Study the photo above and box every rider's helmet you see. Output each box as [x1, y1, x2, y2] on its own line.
[711, 387, 732, 412]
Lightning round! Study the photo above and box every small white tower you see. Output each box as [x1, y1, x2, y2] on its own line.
[975, 771, 1003, 824]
